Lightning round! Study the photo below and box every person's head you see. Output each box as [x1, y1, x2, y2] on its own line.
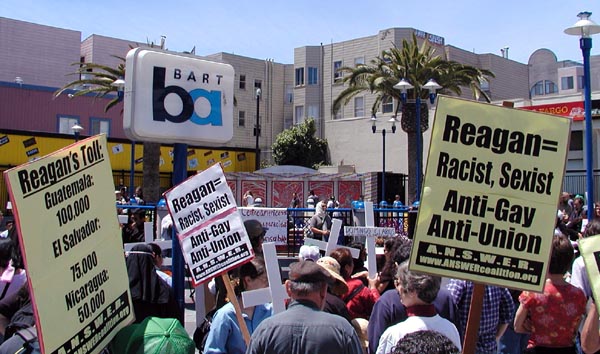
[244, 219, 267, 255]
[395, 194, 401, 201]
[560, 192, 571, 203]
[234, 257, 268, 296]
[148, 243, 164, 268]
[135, 186, 143, 198]
[285, 260, 332, 309]
[549, 234, 574, 275]
[584, 219, 600, 238]
[392, 236, 413, 265]
[330, 247, 354, 279]
[316, 256, 348, 296]
[573, 195, 584, 210]
[0, 238, 14, 269]
[395, 261, 440, 305]
[254, 197, 263, 206]
[310, 190, 315, 196]
[390, 330, 460, 354]
[132, 209, 146, 225]
[315, 200, 328, 216]
[299, 245, 321, 262]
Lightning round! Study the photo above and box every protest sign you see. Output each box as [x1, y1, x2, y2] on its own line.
[577, 235, 600, 302]
[3, 135, 134, 354]
[239, 207, 287, 245]
[409, 96, 570, 292]
[304, 219, 360, 258]
[163, 163, 253, 287]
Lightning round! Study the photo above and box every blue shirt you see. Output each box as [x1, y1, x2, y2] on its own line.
[203, 301, 272, 354]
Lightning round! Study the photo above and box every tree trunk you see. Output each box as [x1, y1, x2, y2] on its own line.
[142, 142, 161, 204]
[401, 101, 429, 204]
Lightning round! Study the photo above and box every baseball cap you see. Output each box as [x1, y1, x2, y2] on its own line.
[110, 317, 195, 354]
[298, 245, 321, 262]
[288, 260, 333, 284]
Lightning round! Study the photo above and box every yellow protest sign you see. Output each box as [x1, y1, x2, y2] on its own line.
[4, 135, 134, 354]
[577, 235, 600, 302]
[409, 96, 571, 292]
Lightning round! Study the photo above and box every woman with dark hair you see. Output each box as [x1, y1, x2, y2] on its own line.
[126, 244, 179, 323]
[515, 234, 586, 353]
[203, 257, 272, 354]
[330, 247, 380, 320]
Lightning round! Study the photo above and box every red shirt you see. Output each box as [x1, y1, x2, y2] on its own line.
[342, 278, 380, 320]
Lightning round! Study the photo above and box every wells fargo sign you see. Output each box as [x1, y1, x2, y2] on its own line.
[521, 101, 584, 121]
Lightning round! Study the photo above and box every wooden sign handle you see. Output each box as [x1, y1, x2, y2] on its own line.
[222, 273, 252, 345]
[462, 282, 485, 354]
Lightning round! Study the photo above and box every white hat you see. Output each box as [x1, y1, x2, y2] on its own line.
[299, 245, 321, 262]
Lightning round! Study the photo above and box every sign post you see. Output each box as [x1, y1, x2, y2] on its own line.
[3, 135, 134, 354]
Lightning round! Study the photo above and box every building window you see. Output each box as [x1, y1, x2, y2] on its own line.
[334, 109, 342, 120]
[578, 76, 584, 89]
[354, 57, 364, 66]
[239, 74, 246, 90]
[561, 76, 574, 90]
[334, 60, 343, 83]
[545, 80, 557, 94]
[354, 97, 364, 117]
[382, 95, 394, 114]
[57, 115, 80, 134]
[254, 80, 262, 90]
[285, 85, 293, 103]
[295, 105, 304, 124]
[238, 111, 245, 127]
[308, 67, 318, 85]
[90, 118, 110, 136]
[531, 81, 544, 97]
[295, 67, 305, 86]
[307, 105, 319, 119]
[570, 130, 583, 151]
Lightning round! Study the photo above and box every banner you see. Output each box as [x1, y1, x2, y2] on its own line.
[409, 96, 571, 292]
[239, 207, 287, 245]
[3, 135, 134, 354]
[163, 164, 253, 286]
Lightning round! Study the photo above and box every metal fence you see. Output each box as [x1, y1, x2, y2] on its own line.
[562, 170, 600, 202]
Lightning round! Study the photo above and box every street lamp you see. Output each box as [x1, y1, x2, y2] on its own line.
[394, 78, 441, 202]
[255, 88, 262, 171]
[565, 11, 600, 220]
[112, 78, 135, 201]
[371, 114, 397, 206]
[71, 123, 84, 142]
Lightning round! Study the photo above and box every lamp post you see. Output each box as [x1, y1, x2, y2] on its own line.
[71, 123, 83, 142]
[255, 88, 261, 171]
[394, 78, 441, 202]
[565, 11, 600, 220]
[371, 114, 397, 206]
[113, 78, 136, 201]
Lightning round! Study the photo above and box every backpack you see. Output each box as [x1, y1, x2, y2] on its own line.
[192, 307, 217, 352]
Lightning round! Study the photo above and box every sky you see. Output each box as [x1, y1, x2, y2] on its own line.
[2, 0, 600, 65]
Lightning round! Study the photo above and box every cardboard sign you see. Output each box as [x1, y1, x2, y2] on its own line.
[163, 164, 253, 286]
[409, 96, 571, 292]
[577, 235, 600, 302]
[3, 135, 134, 354]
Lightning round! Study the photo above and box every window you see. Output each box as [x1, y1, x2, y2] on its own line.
[334, 110, 342, 120]
[578, 75, 584, 89]
[295, 67, 305, 86]
[239, 74, 246, 90]
[531, 81, 544, 96]
[354, 97, 364, 117]
[295, 105, 304, 124]
[561, 76, 574, 90]
[307, 105, 319, 119]
[354, 57, 364, 66]
[334, 61, 343, 83]
[57, 115, 80, 134]
[308, 67, 318, 85]
[254, 80, 262, 90]
[238, 111, 245, 127]
[479, 79, 490, 91]
[90, 118, 110, 136]
[570, 131, 583, 151]
[382, 96, 394, 114]
[545, 81, 557, 94]
[285, 85, 293, 103]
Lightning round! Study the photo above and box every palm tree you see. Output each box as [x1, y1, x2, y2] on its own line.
[333, 34, 494, 203]
[54, 58, 161, 204]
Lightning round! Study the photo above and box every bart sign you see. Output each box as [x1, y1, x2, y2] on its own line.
[409, 96, 571, 292]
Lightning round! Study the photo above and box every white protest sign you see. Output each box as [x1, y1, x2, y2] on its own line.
[241, 242, 289, 314]
[3, 135, 134, 354]
[345, 202, 395, 278]
[163, 164, 253, 286]
[239, 207, 287, 245]
[304, 219, 360, 258]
